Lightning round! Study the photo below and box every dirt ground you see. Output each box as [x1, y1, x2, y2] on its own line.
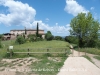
[0, 57, 39, 75]
[0, 48, 100, 75]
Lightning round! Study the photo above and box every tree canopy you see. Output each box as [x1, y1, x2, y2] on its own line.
[45, 31, 54, 41]
[70, 12, 100, 47]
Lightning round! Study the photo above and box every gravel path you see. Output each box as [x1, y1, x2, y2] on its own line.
[69, 49, 100, 68]
[57, 46, 100, 75]
[57, 57, 100, 75]
[87, 54, 100, 68]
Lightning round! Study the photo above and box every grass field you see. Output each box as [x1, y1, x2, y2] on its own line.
[0, 40, 70, 58]
[0, 40, 69, 58]
[0, 40, 70, 75]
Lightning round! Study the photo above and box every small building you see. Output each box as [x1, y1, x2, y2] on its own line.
[3, 29, 45, 40]
[10, 29, 45, 39]
[3, 33, 12, 40]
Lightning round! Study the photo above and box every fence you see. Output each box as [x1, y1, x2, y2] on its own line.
[7, 47, 69, 57]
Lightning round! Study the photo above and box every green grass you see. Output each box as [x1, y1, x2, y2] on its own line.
[94, 56, 100, 60]
[0, 40, 70, 58]
[75, 48, 100, 55]
[30, 56, 67, 75]
[0, 40, 69, 75]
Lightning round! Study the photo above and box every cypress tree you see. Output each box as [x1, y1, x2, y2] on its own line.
[36, 22, 39, 37]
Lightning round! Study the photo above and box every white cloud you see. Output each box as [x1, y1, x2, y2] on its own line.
[0, 0, 36, 27]
[45, 18, 49, 22]
[0, 0, 70, 36]
[66, 24, 70, 27]
[56, 23, 58, 25]
[32, 20, 70, 35]
[64, 0, 89, 16]
[90, 7, 95, 10]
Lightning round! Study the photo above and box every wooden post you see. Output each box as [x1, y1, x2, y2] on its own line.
[47, 49, 49, 56]
[10, 49, 13, 58]
[28, 48, 30, 56]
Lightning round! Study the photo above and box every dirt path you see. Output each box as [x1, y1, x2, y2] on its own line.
[57, 46, 100, 75]
[87, 54, 100, 68]
[69, 49, 100, 68]
[57, 57, 100, 75]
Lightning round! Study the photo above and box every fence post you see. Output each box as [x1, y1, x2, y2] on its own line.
[47, 49, 49, 56]
[28, 48, 30, 56]
[10, 49, 13, 58]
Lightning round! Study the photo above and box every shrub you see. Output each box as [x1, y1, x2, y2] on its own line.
[54, 36, 63, 40]
[45, 31, 54, 41]
[15, 36, 25, 44]
[46, 34, 54, 41]
[28, 34, 37, 42]
[96, 39, 100, 49]
[0, 40, 2, 48]
[65, 36, 78, 44]
[37, 37, 43, 41]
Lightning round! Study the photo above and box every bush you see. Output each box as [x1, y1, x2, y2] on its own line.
[37, 37, 43, 41]
[15, 36, 26, 44]
[45, 31, 54, 41]
[28, 34, 37, 42]
[54, 36, 63, 40]
[46, 34, 54, 41]
[0, 40, 2, 48]
[65, 36, 78, 44]
[28, 34, 43, 42]
[96, 39, 100, 49]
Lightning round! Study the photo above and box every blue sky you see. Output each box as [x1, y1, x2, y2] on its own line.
[0, 0, 100, 36]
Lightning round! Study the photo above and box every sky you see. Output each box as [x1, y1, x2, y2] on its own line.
[0, 0, 100, 36]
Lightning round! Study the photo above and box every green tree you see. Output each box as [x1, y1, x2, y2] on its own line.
[28, 34, 37, 42]
[45, 31, 54, 41]
[70, 12, 100, 47]
[15, 36, 26, 44]
[36, 22, 39, 37]
[65, 36, 78, 44]
[54, 36, 63, 40]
